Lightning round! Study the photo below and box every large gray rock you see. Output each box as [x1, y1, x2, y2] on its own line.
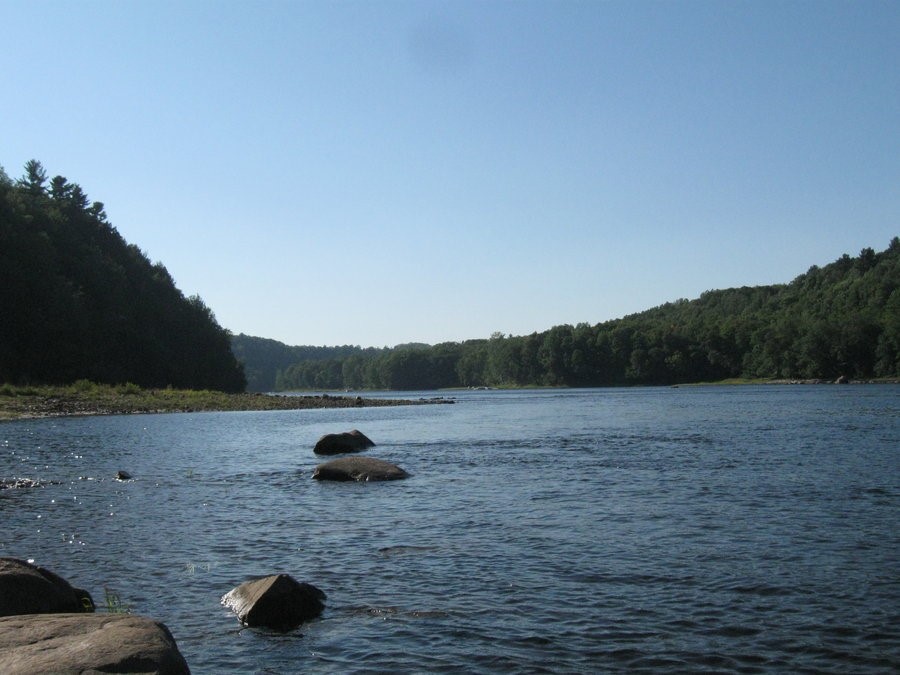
[0, 613, 190, 674]
[0, 557, 94, 616]
[313, 429, 375, 455]
[221, 574, 325, 631]
[312, 456, 410, 482]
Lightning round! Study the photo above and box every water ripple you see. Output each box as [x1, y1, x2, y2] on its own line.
[1, 387, 898, 673]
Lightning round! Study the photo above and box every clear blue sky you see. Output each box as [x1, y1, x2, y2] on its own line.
[4, 0, 898, 348]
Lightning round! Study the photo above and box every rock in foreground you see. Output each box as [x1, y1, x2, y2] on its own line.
[221, 574, 325, 631]
[0, 613, 190, 674]
[312, 456, 410, 482]
[0, 557, 94, 616]
[313, 429, 375, 455]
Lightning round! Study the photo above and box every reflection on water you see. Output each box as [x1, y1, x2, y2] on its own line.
[1, 386, 899, 673]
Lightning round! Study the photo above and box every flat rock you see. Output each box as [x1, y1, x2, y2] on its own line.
[0, 557, 94, 616]
[221, 574, 325, 631]
[312, 456, 410, 482]
[0, 613, 190, 674]
[313, 429, 376, 455]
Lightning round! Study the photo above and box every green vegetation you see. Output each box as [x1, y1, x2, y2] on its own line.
[266, 240, 900, 390]
[0, 160, 245, 392]
[230, 335, 365, 392]
[0, 381, 432, 420]
[0, 382, 261, 419]
[228, 337, 439, 392]
[102, 587, 131, 614]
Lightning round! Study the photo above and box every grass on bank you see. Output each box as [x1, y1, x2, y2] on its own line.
[0, 380, 423, 420]
[0, 380, 255, 418]
[103, 586, 131, 614]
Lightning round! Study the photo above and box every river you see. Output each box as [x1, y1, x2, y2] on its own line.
[2, 385, 898, 673]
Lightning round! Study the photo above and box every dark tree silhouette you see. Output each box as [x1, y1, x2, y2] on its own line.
[0, 160, 246, 391]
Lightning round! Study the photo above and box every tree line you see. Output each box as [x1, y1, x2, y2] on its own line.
[230, 335, 365, 392]
[264, 239, 900, 390]
[0, 160, 246, 391]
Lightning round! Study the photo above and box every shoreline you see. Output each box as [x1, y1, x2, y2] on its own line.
[3, 378, 897, 421]
[0, 385, 447, 421]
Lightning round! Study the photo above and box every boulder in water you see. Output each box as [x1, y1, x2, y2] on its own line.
[313, 429, 375, 455]
[312, 456, 409, 482]
[221, 574, 325, 631]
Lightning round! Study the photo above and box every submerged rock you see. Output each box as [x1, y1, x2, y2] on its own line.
[312, 456, 409, 482]
[0, 613, 190, 674]
[313, 429, 375, 455]
[221, 574, 326, 631]
[0, 557, 94, 616]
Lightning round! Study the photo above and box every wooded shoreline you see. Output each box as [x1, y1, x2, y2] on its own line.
[0, 383, 444, 421]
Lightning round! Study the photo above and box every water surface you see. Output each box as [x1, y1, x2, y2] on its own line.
[2, 386, 898, 673]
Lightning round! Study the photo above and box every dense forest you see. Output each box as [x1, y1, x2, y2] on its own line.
[259, 240, 900, 391]
[0, 160, 246, 392]
[230, 335, 364, 392]
[229, 334, 433, 392]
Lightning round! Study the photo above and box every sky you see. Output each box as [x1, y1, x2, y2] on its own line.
[3, 0, 898, 348]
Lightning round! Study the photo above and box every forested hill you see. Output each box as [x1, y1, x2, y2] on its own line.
[229, 335, 442, 392]
[0, 160, 246, 392]
[230, 335, 369, 392]
[259, 239, 900, 390]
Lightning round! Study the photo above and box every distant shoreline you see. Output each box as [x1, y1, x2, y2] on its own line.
[3, 379, 897, 421]
[445, 378, 900, 389]
[0, 384, 445, 421]
[681, 377, 900, 386]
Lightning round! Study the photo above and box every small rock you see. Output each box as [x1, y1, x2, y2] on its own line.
[221, 574, 325, 631]
[312, 456, 409, 482]
[116, 470, 133, 480]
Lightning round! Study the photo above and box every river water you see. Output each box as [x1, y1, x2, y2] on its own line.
[1, 386, 898, 673]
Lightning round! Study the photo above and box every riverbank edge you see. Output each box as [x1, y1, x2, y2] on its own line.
[680, 377, 900, 386]
[4, 378, 897, 420]
[438, 377, 900, 390]
[0, 383, 443, 421]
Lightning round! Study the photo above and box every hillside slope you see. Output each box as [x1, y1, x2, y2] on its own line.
[256, 239, 900, 390]
[230, 335, 368, 392]
[0, 161, 245, 391]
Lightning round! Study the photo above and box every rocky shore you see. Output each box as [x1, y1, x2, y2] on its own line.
[0, 386, 454, 421]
